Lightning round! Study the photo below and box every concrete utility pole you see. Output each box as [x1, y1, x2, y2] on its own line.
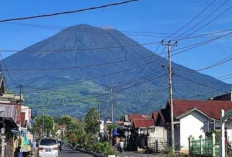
[162, 40, 177, 153]
[19, 84, 22, 105]
[43, 114, 45, 137]
[109, 86, 114, 146]
[220, 109, 225, 157]
[110, 86, 114, 123]
[98, 101, 101, 121]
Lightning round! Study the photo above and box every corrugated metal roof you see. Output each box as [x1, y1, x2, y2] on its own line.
[0, 103, 21, 124]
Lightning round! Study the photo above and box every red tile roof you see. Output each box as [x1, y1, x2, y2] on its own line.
[133, 119, 155, 128]
[153, 111, 158, 123]
[128, 114, 145, 122]
[172, 99, 232, 120]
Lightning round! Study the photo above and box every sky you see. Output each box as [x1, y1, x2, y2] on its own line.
[0, 0, 232, 84]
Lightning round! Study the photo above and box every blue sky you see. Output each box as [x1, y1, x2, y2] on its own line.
[0, 0, 232, 84]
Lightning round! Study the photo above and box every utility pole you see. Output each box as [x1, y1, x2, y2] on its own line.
[110, 86, 114, 123]
[110, 86, 114, 146]
[43, 114, 45, 137]
[98, 101, 101, 121]
[161, 40, 177, 153]
[19, 84, 22, 105]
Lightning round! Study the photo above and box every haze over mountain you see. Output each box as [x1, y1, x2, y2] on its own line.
[2, 24, 231, 118]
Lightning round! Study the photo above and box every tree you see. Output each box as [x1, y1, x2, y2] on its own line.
[59, 115, 73, 129]
[34, 115, 54, 137]
[84, 107, 99, 135]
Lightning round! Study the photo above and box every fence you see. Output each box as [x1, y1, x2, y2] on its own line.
[189, 134, 219, 157]
[149, 140, 167, 153]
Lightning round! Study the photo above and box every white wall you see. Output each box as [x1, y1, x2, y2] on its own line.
[148, 126, 167, 149]
[179, 111, 209, 153]
[21, 106, 31, 122]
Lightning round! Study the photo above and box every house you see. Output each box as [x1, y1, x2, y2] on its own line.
[55, 124, 67, 137]
[156, 99, 232, 154]
[20, 105, 33, 144]
[117, 114, 164, 152]
[0, 73, 22, 157]
[210, 89, 232, 101]
[0, 73, 33, 156]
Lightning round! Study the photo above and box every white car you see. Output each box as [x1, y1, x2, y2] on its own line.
[38, 138, 59, 157]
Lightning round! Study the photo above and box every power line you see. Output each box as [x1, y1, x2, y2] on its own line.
[0, 52, 18, 86]
[29, 73, 166, 109]
[173, 0, 230, 40]
[9, 31, 232, 92]
[22, 58, 161, 91]
[1, 53, 162, 71]
[163, 0, 217, 40]
[178, 3, 232, 40]
[0, 0, 143, 23]
[2, 28, 232, 54]
[6, 21, 230, 39]
[174, 74, 228, 93]
[221, 76, 232, 81]
[217, 72, 232, 79]
[134, 75, 168, 113]
[172, 31, 232, 56]
[174, 53, 232, 75]
[115, 45, 164, 92]
[1, 41, 160, 53]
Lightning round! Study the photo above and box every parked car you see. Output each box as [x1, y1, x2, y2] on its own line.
[38, 138, 59, 157]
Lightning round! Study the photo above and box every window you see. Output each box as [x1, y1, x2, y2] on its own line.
[40, 139, 57, 145]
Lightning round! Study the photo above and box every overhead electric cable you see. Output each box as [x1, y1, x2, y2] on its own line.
[29, 73, 166, 109]
[134, 75, 168, 113]
[1, 41, 160, 53]
[172, 31, 232, 56]
[0, 0, 143, 23]
[1, 53, 162, 71]
[175, 74, 228, 93]
[178, 3, 232, 40]
[6, 21, 230, 39]
[0, 52, 18, 86]
[173, 0, 229, 40]
[163, 0, 217, 40]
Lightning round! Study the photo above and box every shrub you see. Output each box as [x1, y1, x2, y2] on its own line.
[95, 142, 115, 155]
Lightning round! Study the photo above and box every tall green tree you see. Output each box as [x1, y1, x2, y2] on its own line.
[84, 107, 99, 135]
[34, 115, 54, 136]
[59, 115, 73, 129]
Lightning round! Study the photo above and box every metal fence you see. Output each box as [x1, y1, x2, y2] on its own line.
[189, 137, 219, 157]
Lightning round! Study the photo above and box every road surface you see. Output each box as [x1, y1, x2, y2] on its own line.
[59, 144, 92, 157]
[115, 151, 160, 157]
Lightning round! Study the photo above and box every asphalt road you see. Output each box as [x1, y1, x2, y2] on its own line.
[115, 151, 160, 157]
[59, 145, 92, 157]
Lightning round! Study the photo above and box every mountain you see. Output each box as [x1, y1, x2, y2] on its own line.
[2, 24, 231, 118]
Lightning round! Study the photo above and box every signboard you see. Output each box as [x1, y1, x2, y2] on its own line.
[204, 120, 215, 133]
[209, 119, 215, 132]
[204, 121, 209, 132]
